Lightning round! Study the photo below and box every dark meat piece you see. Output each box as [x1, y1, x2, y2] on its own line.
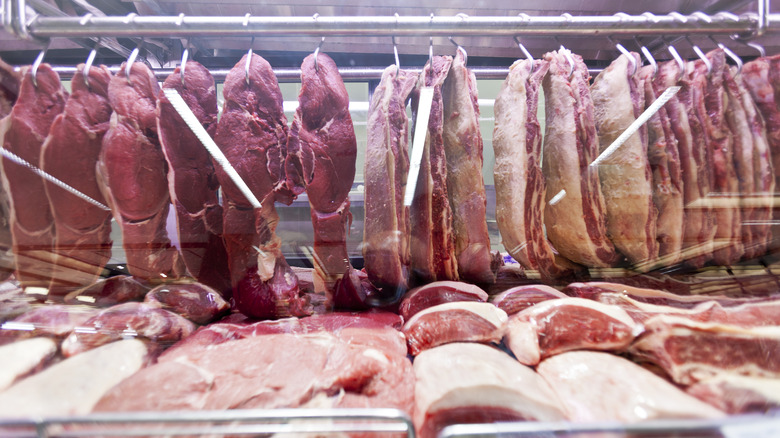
[490, 284, 567, 315]
[398, 280, 487, 321]
[145, 282, 229, 324]
[63, 275, 150, 307]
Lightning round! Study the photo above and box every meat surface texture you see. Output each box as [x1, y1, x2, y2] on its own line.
[564, 281, 774, 307]
[363, 65, 417, 294]
[398, 280, 487, 321]
[286, 53, 357, 285]
[639, 64, 683, 265]
[403, 301, 507, 355]
[99, 62, 179, 281]
[158, 61, 230, 295]
[144, 282, 229, 324]
[60, 302, 196, 357]
[687, 374, 780, 414]
[541, 50, 617, 268]
[538, 351, 724, 422]
[0, 339, 148, 417]
[493, 58, 579, 279]
[490, 284, 567, 315]
[629, 315, 780, 385]
[413, 343, 568, 438]
[442, 49, 493, 284]
[40, 65, 113, 295]
[0, 64, 67, 288]
[214, 53, 306, 319]
[591, 52, 657, 267]
[504, 297, 640, 366]
[63, 275, 149, 306]
[0, 304, 97, 344]
[0, 59, 20, 281]
[0, 337, 57, 392]
[409, 56, 458, 283]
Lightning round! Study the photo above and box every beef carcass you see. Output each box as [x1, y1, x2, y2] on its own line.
[0, 339, 149, 417]
[158, 61, 230, 294]
[214, 53, 307, 319]
[0, 64, 67, 288]
[542, 50, 618, 267]
[687, 374, 780, 414]
[0, 338, 57, 392]
[363, 65, 417, 294]
[144, 282, 229, 324]
[413, 343, 568, 438]
[442, 48, 493, 284]
[591, 52, 658, 267]
[490, 284, 567, 315]
[629, 315, 780, 385]
[504, 297, 641, 366]
[40, 65, 113, 296]
[493, 58, 580, 279]
[398, 280, 487, 320]
[538, 351, 724, 422]
[409, 56, 458, 282]
[403, 301, 507, 355]
[639, 65, 684, 265]
[99, 62, 179, 281]
[286, 52, 357, 286]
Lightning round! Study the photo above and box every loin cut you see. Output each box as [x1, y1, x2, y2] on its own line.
[398, 280, 487, 320]
[490, 284, 567, 315]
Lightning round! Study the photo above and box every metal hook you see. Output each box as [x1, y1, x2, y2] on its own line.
[634, 37, 658, 77]
[180, 42, 189, 87]
[392, 13, 401, 75]
[31, 45, 48, 88]
[513, 35, 535, 78]
[83, 38, 100, 89]
[729, 34, 766, 58]
[609, 36, 637, 76]
[448, 37, 467, 66]
[686, 36, 712, 76]
[313, 36, 325, 73]
[427, 13, 434, 72]
[709, 36, 743, 76]
[554, 36, 574, 79]
[667, 43, 686, 83]
[125, 45, 140, 85]
[245, 36, 254, 86]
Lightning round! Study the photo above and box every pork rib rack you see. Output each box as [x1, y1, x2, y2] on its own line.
[41, 65, 113, 295]
[0, 64, 67, 288]
[157, 61, 230, 295]
[286, 53, 357, 285]
[214, 53, 308, 319]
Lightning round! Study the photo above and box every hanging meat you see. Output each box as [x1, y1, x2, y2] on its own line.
[541, 49, 618, 268]
[286, 53, 357, 288]
[363, 65, 418, 293]
[639, 64, 684, 266]
[214, 53, 307, 319]
[0, 63, 67, 289]
[0, 59, 19, 119]
[157, 61, 230, 295]
[409, 56, 458, 283]
[40, 65, 113, 296]
[591, 52, 658, 269]
[493, 57, 580, 279]
[0, 58, 20, 282]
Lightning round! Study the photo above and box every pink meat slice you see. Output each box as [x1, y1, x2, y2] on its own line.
[490, 284, 567, 315]
[0, 64, 67, 288]
[399, 280, 487, 320]
[214, 53, 307, 319]
[158, 61, 230, 295]
[41, 65, 113, 296]
[99, 62, 179, 281]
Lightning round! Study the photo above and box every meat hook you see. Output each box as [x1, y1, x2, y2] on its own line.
[312, 13, 325, 72]
[553, 36, 574, 79]
[709, 36, 743, 76]
[393, 13, 401, 75]
[729, 34, 766, 58]
[245, 36, 255, 86]
[83, 38, 101, 89]
[125, 44, 141, 85]
[448, 37, 467, 66]
[686, 36, 712, 77]
[666, 43, 686, 83]
[608, 36, 637, 76]
[634, 37, 658, 78]
[513, 35, 535, 77]
[31, 43, 49, 88]
[180, 43, 189, 87]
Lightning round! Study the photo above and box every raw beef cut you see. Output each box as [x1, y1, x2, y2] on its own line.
[214, 53, 307, 319]
[591, 52, 658, 267]
[0, 64, 67, 288]
[0, 337, 57, 392]
[493, 58, 579, 279]
[563, 281, 776, 307]
[409, 56, 458, 282]
[363, 65, 417, 293]
[286, 53, 357, 286]
[0, 339, 149, 417]
[723, 65, 774, 260]
[504, 297, 640, 366]
[639, 64, 683, 265]
[63, 274, 149, 306]
[61, 302, 196, 357]
[490, 284, 567, 315]
[403, 301, 507, 355]
[541, 50, 618, 268]
[0, 304, 97, 345]
[98, 62, 179, 281]
[41, 64, 113, 296]
[413, 343, 568, 438]
[538, 351, 724, 422]
[145, 282, 229, 324]
[158, 61, 230, 294]
[0, 58, 20, 118]
[629, 315, 780, 385]
[398, 280, 487, 321]
[0, 59, 19, 282]
[687, 374, 780, 414]
[442, 49, 493, 284]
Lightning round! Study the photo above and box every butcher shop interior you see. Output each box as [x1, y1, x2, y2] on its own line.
[2, 0, 780, 436]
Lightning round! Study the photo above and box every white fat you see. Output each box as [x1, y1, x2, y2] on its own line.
[362, 348, 389, 365]
[504, 317, 540, 366]
[0, 338, 57, 392]
[404, 301, 508, 330]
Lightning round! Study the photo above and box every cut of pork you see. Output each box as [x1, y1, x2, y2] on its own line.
[591, 52, 658, 268]
[403, 301, 507, 355]
[398, 280, 487, 320]
[490, 284, 567, 315]
[563, 281, 776, 307]
[687, 374, 780, 414]
[493, 58, 580, 279]
[158, 61, 230, 295]
[363, 65, 417, 294]
[0, 337, 57, 392]
[413, 343, 568, 438]
[0, 64, 67, 288]
[541, 49, 618, 268]
[538, 351, 724, 422]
